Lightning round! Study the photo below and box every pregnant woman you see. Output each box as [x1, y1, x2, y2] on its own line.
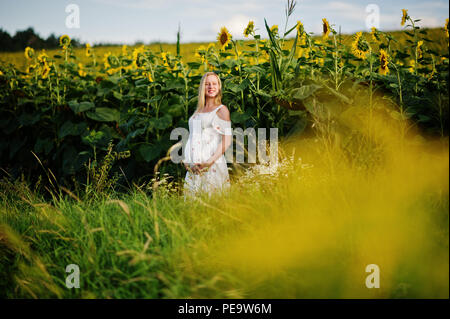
[182, 72, 232, 197]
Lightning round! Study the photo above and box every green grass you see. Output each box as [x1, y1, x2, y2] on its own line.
[1, 113, 448, 298]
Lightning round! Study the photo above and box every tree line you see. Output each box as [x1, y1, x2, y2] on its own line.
[0, 27, 83, 52]
[0, 27, 149, 52]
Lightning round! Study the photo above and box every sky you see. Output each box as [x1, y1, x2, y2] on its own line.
[0, 0, 448, 45]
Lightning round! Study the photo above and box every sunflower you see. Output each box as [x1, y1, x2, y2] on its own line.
[379, 49, 389, 75]
[351, 32, 370, 60]
[37, 50, 49, 65]
[297, 46, 310, 59]
[108, 54, 120, 68]
[78, 63, 87, 77]
[270, 25, 279, 36]
[244, 21, 254, 37]
[206, 42, 216, 56]
[445, 19, 449, 38]
[104, 52, 111, 69]
[41, 62, 50, 79]
[104, 52, 120, 69]
[144, 71, 153, 82]
[26, 63, 37, 74]
[195, 45, 207, 63]
[161, 52, 170, 67]
[314, 57, 324, 66]
[408, 59, 416, 73]
[24, 47, 35, 60]
[122, 45, 128, 56]
[217, 27, 232, 50]
[416, 40, 423, 59]
[85, 43, 92, 57]
[132, 46, 146, 68]
[296, 20, 305, 38]
[401, 9, 409, 26]
[322, 18, 330, 39]
[371, 27, 381, 43]
[59, 34, 71, 49]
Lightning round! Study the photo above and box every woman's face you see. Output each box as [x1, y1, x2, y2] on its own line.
[204, 75, 219, 98]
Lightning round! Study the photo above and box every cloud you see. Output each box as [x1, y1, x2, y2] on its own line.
[410, 1, 449, 9]
[93, 0, 273, 12]
[92, 0, 174, 10]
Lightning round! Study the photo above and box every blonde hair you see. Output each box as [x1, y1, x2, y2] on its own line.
[196, 72, 222, 112]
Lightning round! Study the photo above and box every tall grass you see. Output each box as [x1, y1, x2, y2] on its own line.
[1, 95, 448, 298]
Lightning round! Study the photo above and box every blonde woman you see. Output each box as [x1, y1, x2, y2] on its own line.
[182, 72, 232, 196]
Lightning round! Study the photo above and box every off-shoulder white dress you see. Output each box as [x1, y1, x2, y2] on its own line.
[183, 104, 232, 196]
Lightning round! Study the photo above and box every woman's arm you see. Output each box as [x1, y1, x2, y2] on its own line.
[192, 106, 232, 173]
[206, 133, 232, 166]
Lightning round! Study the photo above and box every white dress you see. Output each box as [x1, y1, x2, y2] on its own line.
[183, 104, 232, 197]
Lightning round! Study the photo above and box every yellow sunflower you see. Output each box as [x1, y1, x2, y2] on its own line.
[24, 47, 35, 60]
[206, 42, 216, 55]
[132, 46, 145, 68]
[445, 18, 449, 38]
[351, 32, 370, 60]
[296, 20, 305, 39]
[144, 71, 153, 82]
[416, 40, 423, 59]
[41, 62, 50, 79]
[244, 21, 254, 37]
[161, 52, 169, 67]
[85, 43, 92, 57]
[104, 52, 111, 69]
[37, 50, 49, 65]
[26, 63, 38, 74]
[108, 54, 120, 69]
[408, 59, 416, 73]
[270, 25, 278, 36]
[314, 57, 324, 66]
[59, 34, 71, 49]
[401, 9, 409, 26]
[104, 51, 120, 70]
[379, 49, 389, 75]
[122, 45, 128, 56]
[322, 18, 330, 39]
[217, 27, 232, 50]
[371, 27, 381, 43]
[195, 45, 207, 63]
[78, 63, 87, 77]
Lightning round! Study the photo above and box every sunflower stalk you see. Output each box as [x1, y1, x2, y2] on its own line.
[232, 39, 245, 113]
[280, 0, 297, 49]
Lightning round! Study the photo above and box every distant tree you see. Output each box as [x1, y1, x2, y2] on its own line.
[45, 33, 59, 48]
[0, 28, 13, 52]
[0, 27, 87, 51]
[12, 27, 45, 50]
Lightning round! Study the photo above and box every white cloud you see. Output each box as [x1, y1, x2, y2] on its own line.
[91, 0, 179, 9]
[410, 1, 449, 9]
[327, 1, 360, 11]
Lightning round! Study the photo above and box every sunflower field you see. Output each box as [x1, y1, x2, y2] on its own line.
[0, 4, 449, 299]
[0, 8, 448, 189]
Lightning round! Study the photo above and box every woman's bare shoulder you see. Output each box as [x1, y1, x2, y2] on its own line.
[217, 105, 230, 121]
